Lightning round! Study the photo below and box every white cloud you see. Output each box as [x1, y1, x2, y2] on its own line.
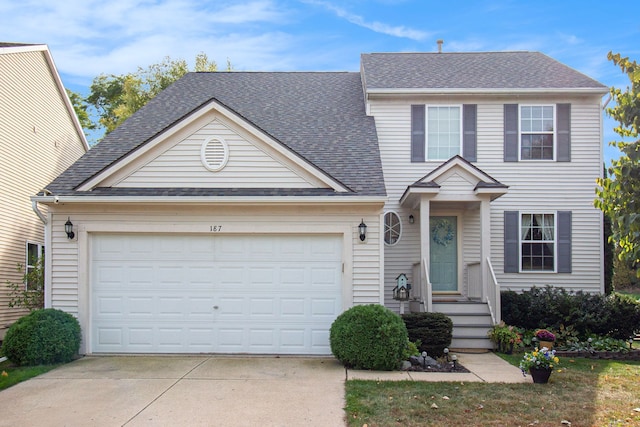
[302, 0, 429, 41]
[0, 0, 295, 83]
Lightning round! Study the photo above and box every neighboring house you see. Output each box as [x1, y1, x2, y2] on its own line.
[0, 43, 89, 339]
[34, 51, 607, 355]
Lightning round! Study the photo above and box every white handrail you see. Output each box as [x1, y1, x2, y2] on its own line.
[485, 257, 501, 325]
[421, 257, 433, 313]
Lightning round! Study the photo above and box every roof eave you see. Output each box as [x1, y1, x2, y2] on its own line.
[32, 195, 387, 205]
[366, 87, 609, 95]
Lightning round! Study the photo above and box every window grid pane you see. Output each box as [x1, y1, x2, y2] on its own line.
[521, 213, 555, 271]
[427, 106, 460, 160]
[520, 105, 554, 160]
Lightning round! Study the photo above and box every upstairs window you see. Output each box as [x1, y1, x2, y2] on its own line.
[520, 105, 554, 160]
[412, 104, 476, 162]
[427, 106, 461, 160]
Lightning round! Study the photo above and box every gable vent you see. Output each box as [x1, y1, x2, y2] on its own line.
[201, 137, 229, 172]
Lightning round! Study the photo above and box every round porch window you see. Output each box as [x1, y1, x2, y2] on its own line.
[384, 211, 402, 246]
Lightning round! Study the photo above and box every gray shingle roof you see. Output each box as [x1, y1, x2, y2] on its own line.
[47, 72, 386, 197]
[361, 51, 607, 91]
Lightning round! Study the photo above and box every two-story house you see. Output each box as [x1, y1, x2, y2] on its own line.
[0, 43, 88, 339]
[33, 51, 607, 354]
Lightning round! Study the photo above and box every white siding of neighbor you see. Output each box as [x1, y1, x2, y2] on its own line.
[371, 94, 603, 305]
[116, 117, 318, 188]
[47, 204, 383, 350]
[0, 48, 86, 334]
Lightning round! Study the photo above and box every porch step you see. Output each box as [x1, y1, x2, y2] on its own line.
[432, 301, 494, 350]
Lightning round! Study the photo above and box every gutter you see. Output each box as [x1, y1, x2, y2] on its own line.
[365, 87, 610, 95]
[31, 195, 388, 205]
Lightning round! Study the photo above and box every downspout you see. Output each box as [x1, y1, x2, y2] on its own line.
[32, 199, 52, 308]
[32, 200, 47, 225]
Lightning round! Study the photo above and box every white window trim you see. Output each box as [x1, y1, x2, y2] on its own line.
[425, 105, 463, 161]
[518, 104, 556, 161]
[383, 211, 402, 246]
[518, 212, 557, 273]
[25, 241, 44, 290]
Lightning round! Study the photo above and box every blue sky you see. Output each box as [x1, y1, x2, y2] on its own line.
[1, 0, 638, 162]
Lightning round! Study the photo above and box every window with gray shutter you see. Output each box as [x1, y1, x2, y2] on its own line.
[463, 104, 477, 162]
[504, 211, 519, 272]
[557, 104, 571, 162]
[411, 105, 425, 162]
[557, 211, 572, 272]
[504, 104, 519, 162]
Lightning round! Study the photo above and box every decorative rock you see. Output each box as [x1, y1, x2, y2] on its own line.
[409, 355, 439, 367]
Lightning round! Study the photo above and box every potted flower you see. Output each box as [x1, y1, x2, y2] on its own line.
[519, 346, 560, 383]
[534, 329, 556, 349]
[488, 322, 522, 354]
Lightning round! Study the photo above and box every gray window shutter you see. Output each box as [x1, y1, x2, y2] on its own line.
[557, 104, 571, 162]
[463, 104, 477, 162]
[411, 105, 425, 162]
[557, 211, 572, 273]
[504, 104, 518, 162]
[504, 211, 519, 273]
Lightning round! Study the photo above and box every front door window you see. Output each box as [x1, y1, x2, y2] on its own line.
[429, 216, 458, 292]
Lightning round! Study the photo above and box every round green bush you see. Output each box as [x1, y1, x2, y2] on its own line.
[402, 312, 453, 357]
[2, 309, 81, 366]
[330, 304, 408, 371]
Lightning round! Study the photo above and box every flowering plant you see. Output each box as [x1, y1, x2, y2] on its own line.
[519, 347, 560, 374]
[488, 322, 522, 353]
[534, 329, 556, 342]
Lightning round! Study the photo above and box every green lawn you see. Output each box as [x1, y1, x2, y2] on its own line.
[617, 289, 640, 301]
[345, 356, 640, 427]
[0, 359, 60, 391]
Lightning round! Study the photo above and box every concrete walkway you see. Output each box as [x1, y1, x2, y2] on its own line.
[347, 351, 529, 383]
[0, 352, 525, 426]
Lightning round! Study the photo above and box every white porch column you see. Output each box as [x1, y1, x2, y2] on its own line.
[419, 196, 431, 312]
[480, 195, 491, 301]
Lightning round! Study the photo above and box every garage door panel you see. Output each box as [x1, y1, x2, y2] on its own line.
[92, 234, 342, 354]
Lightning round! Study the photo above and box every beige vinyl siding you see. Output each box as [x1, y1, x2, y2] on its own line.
[0, 49, 87, 332]
[371, 95, 603, 303]
[117, 118, 317, 188]
[47, 204, 382, 326]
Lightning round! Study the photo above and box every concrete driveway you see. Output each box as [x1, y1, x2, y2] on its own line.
[0, 356, 346, 427]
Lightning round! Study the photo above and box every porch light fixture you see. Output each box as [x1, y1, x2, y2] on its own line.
[409, 214, 415, 224]
[65, 217, 75, 240]
[358, 219, 367, 241]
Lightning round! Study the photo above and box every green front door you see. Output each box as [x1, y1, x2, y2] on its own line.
[430, 216, 458, 292]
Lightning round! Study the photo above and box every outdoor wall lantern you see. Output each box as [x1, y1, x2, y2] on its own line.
[409, 214, 415, 224]
[393, 273, 411, 301]
[358, 219, 367, 241]
[65, 217, 75, 240]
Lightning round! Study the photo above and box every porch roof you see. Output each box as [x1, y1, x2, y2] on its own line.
[400, 156, 508, 208]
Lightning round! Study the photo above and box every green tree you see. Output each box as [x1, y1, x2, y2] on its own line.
[66, 89, 95, 134]
[85, 53, 223, 135]
[595, 52, 640, 278]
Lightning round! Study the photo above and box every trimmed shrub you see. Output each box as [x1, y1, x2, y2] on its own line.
[402, 312, 453, 357]
[330, 304, 408, 371]
[501, 286, 640, 340]
[2, 309, 81, 366]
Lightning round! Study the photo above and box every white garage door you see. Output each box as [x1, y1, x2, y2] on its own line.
[91, 233, 342, 354]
